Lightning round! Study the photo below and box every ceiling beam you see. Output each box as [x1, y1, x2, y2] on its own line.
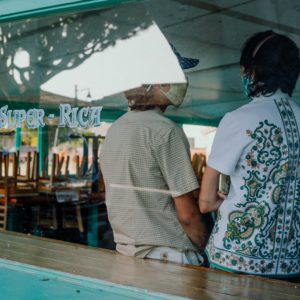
[171, 0, 300, 36]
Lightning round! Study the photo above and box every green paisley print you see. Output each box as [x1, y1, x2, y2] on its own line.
[207, 98, 300, 276]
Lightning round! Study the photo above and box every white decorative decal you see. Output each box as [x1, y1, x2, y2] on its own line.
[0, 105, 102, 129]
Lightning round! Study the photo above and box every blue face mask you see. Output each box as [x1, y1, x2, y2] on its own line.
[241, 75, 253, 97]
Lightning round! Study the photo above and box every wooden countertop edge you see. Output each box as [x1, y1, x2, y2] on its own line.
[0, 231, 299, 300]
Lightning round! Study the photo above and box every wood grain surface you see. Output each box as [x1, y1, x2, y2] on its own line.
[0, 231, 299, 300]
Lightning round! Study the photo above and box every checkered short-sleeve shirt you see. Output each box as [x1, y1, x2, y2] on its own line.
[100, 109, 199, 253]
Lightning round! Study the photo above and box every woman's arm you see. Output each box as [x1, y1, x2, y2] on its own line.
[199, 166, 226, 213]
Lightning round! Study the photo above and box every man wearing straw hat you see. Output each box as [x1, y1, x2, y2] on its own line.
[100, 55, 212, 265]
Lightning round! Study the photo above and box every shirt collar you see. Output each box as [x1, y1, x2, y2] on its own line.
[129, 107, 164, 114]
[252, 89, 291, 103]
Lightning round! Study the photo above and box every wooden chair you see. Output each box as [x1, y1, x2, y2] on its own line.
[75, 154, 91, 179]
[17, 151, 40, 189]
[0, 153, 9, 230]
[40, 153, 70, 184]
[0, 151, 39, 230]
[192, 153, 207, 187]
[37, 153, 86, 233]
[37, 153, 66, 230]
[63, 154, 89, 232]
[56, 189, 84, 233]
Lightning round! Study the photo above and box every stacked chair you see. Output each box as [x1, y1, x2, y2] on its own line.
[0, 151, 39, 230]
[191, 153, 207, 188]
[0, 148, 104, 244]
[37, 153, 89, 234]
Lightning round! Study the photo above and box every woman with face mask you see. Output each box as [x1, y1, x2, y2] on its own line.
[199, 30, 300, 278]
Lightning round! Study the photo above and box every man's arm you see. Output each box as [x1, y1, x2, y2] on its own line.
[174, 190, 213, 252]
[199, 166, 226, 214]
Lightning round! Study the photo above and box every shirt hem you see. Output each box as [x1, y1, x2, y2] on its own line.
[172, 183, 199, 198]
[206, 251, 300, 278]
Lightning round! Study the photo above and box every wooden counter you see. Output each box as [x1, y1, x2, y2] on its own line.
[0, 231, 299, 300]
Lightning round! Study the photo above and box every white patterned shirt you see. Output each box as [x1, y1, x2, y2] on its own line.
[207, 90, 300, 277]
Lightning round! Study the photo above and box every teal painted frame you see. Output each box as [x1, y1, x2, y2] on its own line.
[0, 0, 141, 23]
[0, 258, 188, 300]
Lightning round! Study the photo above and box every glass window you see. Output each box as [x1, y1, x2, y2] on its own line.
[0, 2, 188, 248]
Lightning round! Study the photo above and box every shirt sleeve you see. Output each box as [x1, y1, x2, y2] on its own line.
[207, 112, 248, 176]
[153, 126, 199, 197]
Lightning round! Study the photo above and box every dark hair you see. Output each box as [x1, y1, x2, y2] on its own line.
[240, 30, 300, 97]
[129, 104, 156, 111]
[129, 105, 168, 111]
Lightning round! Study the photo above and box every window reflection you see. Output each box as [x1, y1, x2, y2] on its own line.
[0, 2, 186, 249]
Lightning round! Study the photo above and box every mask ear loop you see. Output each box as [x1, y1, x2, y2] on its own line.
[144, 84, 152, 93]
[252, 34, 276, 58]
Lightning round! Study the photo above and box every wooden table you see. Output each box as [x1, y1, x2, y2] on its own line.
[37, 181, 105, 244]
[0, 231, 299, 300]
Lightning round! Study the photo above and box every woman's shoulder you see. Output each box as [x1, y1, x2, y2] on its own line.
[223, 97, 284, 125]
[220, 103, 256, 128]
